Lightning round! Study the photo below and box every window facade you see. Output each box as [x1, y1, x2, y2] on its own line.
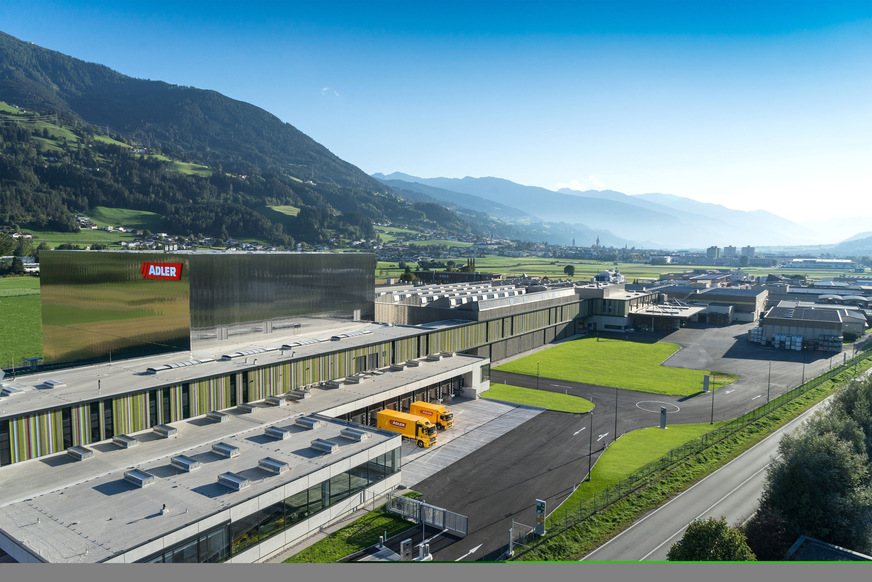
[137, 447, 400, 563]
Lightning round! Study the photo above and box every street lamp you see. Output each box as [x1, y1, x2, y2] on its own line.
[537, 361, 540, 390]
[710, 379, 716, 424]
[767, 360, 772, 404]
[614, 386, 618, 439]
[588, 406, 594, 482]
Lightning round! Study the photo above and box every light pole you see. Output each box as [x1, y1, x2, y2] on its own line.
[588, 406, 594, 482]
[710, 379, 715, 424]
[614, 386, 618, 440]
[537, 361, 540, 390]
[767, 360, 772, 404]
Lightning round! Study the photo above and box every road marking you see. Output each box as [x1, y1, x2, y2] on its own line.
[573, 427, 587, 436]
[751, 395, 762, 400]
[597, 433, 609, 442]
[454, 543, 483, 561]
[724, 389, 735, 394]
[639, 461, 775, 561]
[551, 384, 572, 389]
[580, 404, 823, 562]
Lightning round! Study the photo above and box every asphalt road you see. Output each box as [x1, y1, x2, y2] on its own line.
[390, 323, 865, 561]
[581, 398, 830, 561]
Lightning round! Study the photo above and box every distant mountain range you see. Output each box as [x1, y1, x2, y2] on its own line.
[374, 172, 828, 250]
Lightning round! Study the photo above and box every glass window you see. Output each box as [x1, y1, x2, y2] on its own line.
[170, 539, 198, 563]
[258, 501, 288, 543]
[284, 490, 309, 526]
[199, 527, 229, 563]
[308, 482, 325, 515]
[349, 464, 368, 494]
[330, 472, 350, 506]
[230, 511, 261, 556]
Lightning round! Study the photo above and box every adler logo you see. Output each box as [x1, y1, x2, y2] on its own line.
[419, 410, 433, 417]
[389, 420, 407, 429]
[141, 262, 183, 281]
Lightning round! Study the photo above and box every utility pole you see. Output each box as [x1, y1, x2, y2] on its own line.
[767, 360, 772, 404]
[537, 361, 540, 390]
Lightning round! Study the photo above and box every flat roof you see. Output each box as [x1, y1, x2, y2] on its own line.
[0, 353, 486, 563]
[0, 321, 441, 421]
[0, 410, 398, 563]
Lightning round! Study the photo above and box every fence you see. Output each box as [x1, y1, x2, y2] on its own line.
[386, 493, 468, 536]
[509, 348, 872, 559]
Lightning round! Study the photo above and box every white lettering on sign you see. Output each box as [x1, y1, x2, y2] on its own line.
[389, 420, 406, 429]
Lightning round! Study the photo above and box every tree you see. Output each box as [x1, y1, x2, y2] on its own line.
[563, 264, 575, 278]
[667, 516, 756, 561]
[739, 255, 751, 267]
[10, 256, 25, 275]
[743, 506, 791, 561]
[759, 430, 872, 553]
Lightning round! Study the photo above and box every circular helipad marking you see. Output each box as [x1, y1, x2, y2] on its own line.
[635, 401, 680, 414]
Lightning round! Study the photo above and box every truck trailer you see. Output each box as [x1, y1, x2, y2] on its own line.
[376, 410, 437, 448]
[409, 401, 454, 430]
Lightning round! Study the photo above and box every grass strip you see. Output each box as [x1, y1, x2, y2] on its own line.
[484, 383, 593, 413]
[495, 337, 737, 396]
[512, 358, 872, 561]
[284, 492, 422, 563]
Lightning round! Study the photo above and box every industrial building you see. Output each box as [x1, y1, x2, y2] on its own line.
[749, 300, 867, 351]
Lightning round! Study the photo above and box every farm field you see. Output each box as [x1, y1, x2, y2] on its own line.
[0, 277, 42, 367]
[494, 337, 737, 396]
[484, 383, 594, 413]
[88, 206, 164, 232]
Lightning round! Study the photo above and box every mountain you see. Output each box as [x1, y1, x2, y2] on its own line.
[1, 30, 470, 245]
[377, 173, 816, 248]
[374, 174, 631, 247]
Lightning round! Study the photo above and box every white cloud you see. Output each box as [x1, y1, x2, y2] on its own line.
[321, 87, 339, 97]
[554, 176, 606, 192]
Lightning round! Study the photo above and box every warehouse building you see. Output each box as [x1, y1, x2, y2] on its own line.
[751, 300, 867, 350]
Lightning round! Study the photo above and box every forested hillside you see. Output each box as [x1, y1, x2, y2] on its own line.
[0, 31, 488, 245]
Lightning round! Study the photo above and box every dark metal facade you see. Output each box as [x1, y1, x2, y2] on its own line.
[40, 251, 375, 364]
[189, 253, 374, 348]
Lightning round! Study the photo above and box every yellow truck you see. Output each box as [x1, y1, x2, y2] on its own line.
[376, 409, 437, 448]
[409, 401, 454, 430]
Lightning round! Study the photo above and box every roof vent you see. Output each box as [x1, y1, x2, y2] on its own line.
[310, 439, 337, 454]
[218, 472, 250, 491]
[41, 379, 66, 389]
[212, 442, 240, 458]
[171, 455, 201, 472]
[124, 469, 156, 488]
[258, 457, 290, 475]
[295, 416, 321, 430]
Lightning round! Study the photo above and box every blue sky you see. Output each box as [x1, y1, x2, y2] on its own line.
[2, 1, 871, 230]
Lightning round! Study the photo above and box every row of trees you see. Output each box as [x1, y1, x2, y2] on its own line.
[669, 374, 872, 561]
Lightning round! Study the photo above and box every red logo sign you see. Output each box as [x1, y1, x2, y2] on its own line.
[389, 420, 407, 429]
[419, 409, 433, 417]
[141, 262, 183, 281]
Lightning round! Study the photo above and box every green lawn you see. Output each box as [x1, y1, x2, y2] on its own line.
[484, 383, 594, 413]
[495, 337, 737, 396]
[284, 492, 422, 563]
[0, 276, 40, 295]
[0, 293, 42, 366]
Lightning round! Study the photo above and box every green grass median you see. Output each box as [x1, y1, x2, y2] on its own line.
[495, 337, 736, 396]
[484, 383, 593, 413]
